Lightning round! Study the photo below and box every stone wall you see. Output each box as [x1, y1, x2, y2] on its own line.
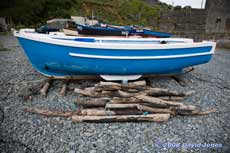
[205, 0, 230, 33]
[0, 17, 7, 32]
[158, 8, 207, 34]
[150, 0, 230, 40]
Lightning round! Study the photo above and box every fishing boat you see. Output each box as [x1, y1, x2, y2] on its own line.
[76, 24, 172, 38]
[141, 29, 172, 38]
[76, 24, 130, 36]
[14, 29, 216, 81]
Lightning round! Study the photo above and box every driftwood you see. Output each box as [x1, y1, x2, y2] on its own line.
[96, 80, 146, 91]
[40, 79, 52, 96]
[80, 109, 115, 116]
[75, 98, 110, 107]
[178, 108, 217, 116]
[136, 95, 196, 111]
[137, 105, 176, 115]
[117, 90, 140, 97]
[81, 109, 143, 116]
[27, 77, 216, 123]
[59, 80, 69, 96]
[24, 107, 144, 117]
[74, 82, 193, 100]
[74, 87, 101, 97]
[24, 106, 216, 119]
[110, 97, 142, 104]
[23, 107, 74, 117]
[157, 96, 185, 101]
[170, 105, 196, 111]
[117, 89, 192, 98]
[111, 109, 143, 115]
[145, 88, 194, 97]
[106, 103, 139, 109]
[72, 114, 170, 123]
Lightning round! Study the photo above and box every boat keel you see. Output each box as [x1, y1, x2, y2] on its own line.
[100, 75, 142, 82]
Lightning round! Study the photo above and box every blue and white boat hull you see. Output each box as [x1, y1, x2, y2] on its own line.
[14, 29, 216, 79]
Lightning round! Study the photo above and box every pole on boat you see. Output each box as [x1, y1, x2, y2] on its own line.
[201, 0, 204, 9]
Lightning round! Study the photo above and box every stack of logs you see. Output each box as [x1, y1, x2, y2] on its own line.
[24, 80, 216, 123]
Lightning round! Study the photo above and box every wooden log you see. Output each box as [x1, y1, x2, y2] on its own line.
[101, 90, 113, 95]
[110, 97, 142, 104]
[191, 109, 217, 115]
[137, 105, 175, 115]
[117, 90, 141, 98]
[112, 109, 143, 115]
[126, 80, 146, 89]
[74, 87, 101, 97]
[59, 80, 69, 97]
[75, 98, 110, 107]
[23, 107, 75, 117]
[145, 87, 192, 97]
[106, 103, 139, 109]
[127, 89, 140, 93]
[74, 87, 115, 97]
[40, 79, 52, 96]
[81, 109, 115, 116]
[171, 105, 197, 111]
[136, 95, 168, 107]
[136, 95, 196, 111]
[117, 89, 190, 98]
[95, 83, 121, 91]
[158, 96, 185, 101]
[72, 114, 170, 122]
[179, 108, 217, 116]
[24, 107, 142, 117]
[99, 80, 146, 88]
[81, 109, 143, 116]
[98, 80, 146, 90]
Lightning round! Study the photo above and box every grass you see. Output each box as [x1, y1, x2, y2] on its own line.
[0, 31, 11, 35]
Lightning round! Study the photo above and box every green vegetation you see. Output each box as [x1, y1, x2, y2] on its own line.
[70, 0, 172, 26]
[0, 0, 171, 28]
[0, 31, 11, 35]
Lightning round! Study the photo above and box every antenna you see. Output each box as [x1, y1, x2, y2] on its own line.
[91, 10, 94, 20]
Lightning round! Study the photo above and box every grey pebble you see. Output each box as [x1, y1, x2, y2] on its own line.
[0, 35, 229, 153]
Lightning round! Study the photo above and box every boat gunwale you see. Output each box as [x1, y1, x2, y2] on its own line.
[14, 30, 216, 54]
